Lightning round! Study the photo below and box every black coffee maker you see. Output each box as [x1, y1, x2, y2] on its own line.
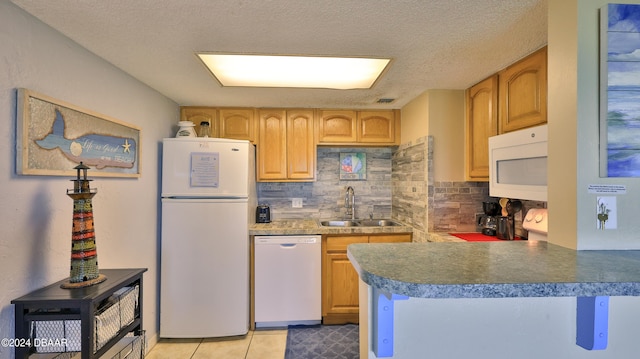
[478, 201, 500, 235]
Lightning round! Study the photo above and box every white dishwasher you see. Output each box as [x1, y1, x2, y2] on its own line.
[254, 235, 321, 328]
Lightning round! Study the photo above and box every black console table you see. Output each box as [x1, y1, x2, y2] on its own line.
[12, 268, 147, 359]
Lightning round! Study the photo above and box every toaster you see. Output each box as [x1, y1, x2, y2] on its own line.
[256, 204, 271, 223]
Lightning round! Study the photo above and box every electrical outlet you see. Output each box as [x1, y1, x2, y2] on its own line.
[292, 198, 303, 208]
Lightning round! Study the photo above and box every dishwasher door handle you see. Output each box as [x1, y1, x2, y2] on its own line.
[279, 243, 297, 248]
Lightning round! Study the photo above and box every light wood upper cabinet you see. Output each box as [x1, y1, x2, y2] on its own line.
[179, 107, 257, 142]
[465, 75, 498, 181]
[317, 110, 357, 143]
[498, 47, 547, 133]
[317, 109, 399, 145]
[358, 110, 398, 144]
[286, 110, 316, 180]
[257, 109, 315, 181]
[219, 108, 257, 143]
[180, 107, 218, 137]
[464, 46, 547, 181]
[258, 110, 287, 180]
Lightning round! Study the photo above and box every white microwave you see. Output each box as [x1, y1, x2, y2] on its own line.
[488, 124, 547, 201]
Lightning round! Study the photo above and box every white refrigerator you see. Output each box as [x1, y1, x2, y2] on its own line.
[160, 137, 256, 338]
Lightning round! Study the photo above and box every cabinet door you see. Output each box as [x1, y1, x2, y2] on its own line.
[498, 47, 547, 133]
[323, 236, 367, 321]
[324, 252, 361, 316]
[287, 110, 315, 180]
[466, 75, 498, 181]
[219, 108, 256, 143]
[180, 107, 218, 137]
[317, 110, 357, 143]
[257, 110, 287, 180]
[368, 233, 412, 243]
[358, 110, 397, 144]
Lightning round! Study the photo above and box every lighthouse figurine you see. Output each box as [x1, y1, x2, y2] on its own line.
[61, 162, 107, 288]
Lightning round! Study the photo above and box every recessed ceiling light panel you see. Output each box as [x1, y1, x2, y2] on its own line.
[197, 54, 391, 90]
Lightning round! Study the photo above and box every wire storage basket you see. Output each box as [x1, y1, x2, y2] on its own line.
[31, 285, 140, 354]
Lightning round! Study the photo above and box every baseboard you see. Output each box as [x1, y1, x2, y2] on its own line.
[255, 319, 320, 328]
[146, 331, 159, 353]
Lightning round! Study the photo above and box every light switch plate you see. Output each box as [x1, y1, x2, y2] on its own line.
[292, 198, 303, 208]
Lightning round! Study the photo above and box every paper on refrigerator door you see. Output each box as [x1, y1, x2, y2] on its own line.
[190, 152, 219, 187]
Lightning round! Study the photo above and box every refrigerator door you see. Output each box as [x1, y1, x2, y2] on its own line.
[162, 137, 251, 198]
[160, 198, 249, 337]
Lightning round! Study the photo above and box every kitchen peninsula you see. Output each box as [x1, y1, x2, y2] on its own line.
[348, 241, 640, 358]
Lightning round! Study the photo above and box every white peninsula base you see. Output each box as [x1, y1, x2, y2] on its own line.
[359, 279, 640, 358]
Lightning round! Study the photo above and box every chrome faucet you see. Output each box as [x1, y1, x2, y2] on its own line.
[345, 186, 355, 220]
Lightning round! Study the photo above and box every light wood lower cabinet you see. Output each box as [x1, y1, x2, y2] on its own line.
[322, 233, 412, 324]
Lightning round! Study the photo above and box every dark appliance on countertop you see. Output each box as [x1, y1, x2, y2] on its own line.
[496, 199, 522, 240]
[478, 201, 500, 236]
[256, 204, 271, 223]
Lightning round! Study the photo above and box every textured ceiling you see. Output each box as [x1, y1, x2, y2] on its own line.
[11, 0, 547, 109]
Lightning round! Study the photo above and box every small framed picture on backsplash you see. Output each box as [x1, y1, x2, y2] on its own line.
[340, 152, 366, 180]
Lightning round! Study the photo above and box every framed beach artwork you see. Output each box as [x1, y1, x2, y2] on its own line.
[600, 3, 640, 177]
[340, 152, 366, 180]
[16, 89, 141, 177]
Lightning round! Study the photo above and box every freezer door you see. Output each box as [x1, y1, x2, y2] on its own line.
[160, 198, 249, 337]
[162, 137, 251, 198]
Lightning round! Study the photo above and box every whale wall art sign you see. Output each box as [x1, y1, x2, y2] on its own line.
[16, 89, 141, 177]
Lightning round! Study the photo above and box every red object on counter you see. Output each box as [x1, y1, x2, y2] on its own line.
[449, 233, 523, 242]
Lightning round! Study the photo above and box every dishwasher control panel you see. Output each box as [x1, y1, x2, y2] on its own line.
[255, 235, 319, 244]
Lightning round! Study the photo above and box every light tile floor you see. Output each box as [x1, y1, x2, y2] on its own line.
[145, 329, 287, 359]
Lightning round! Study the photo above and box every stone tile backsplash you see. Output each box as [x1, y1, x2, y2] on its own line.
[257, 147, 393, 221]
[391, 137, 430, 242]
[429, 181, 491, 233]
[257, 137, 547, 241]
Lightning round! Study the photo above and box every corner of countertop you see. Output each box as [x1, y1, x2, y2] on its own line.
[428, 232, 466, 242]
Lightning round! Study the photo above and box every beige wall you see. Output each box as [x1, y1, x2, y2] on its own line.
[400, 89, 465, 182]
[548, 0, 579, 249]
[428, 90, 465, 182]
[400, 90, 430, 143]
[0, 2, 178, 352]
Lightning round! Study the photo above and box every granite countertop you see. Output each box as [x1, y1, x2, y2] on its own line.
[347, 241, 640, 299]
[428, 232, 466, 242]
[249, 219, 414, 236]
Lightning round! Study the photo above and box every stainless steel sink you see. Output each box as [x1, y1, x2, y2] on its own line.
[319, 219, 399, 227]
[320, 220, 359, 227]
[357, 219, 399, 227]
